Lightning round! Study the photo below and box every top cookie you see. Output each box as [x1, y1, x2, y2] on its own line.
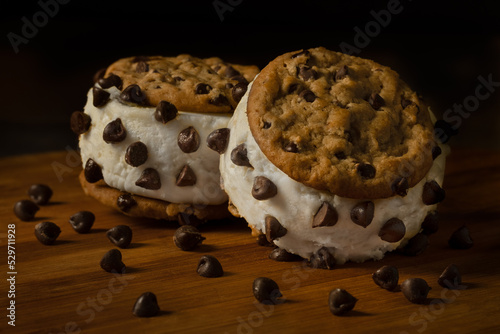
[246, 47, 437, 199]
[102, 55, 259, 113]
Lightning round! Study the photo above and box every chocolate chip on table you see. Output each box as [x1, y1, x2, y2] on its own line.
[422, 180, 446, 205]
[335, 65, 349, 81]
[28, 184, 52, 205]
[438, 264, 463, 289]
[103, 118, 127, 143]
[357, 163, 376, 179]
[176, 165, 197, 187]
[120, 84, 148, 106]
[350, 201, 375, 228]
[253, 277, 283, 305]
[252, 176, 277, 200]
[265, 216, 287, 243]
[298, 66, 318, 81]
[93, 68, 106, 83]
[328, 289, 358, 316]
[372, 265, 399, 291]
[34, 221, 61, 245]
[155, 100, 178, 124]
[421, 211, 439, 235]
[197, 255, 224, 278]
[84, 158, 103, 183]
[125, 141, 148, 167]
[100, 249, 126, 273]
[92, 87, 110, 107]
[309, 247, 336, 270]
[135, 168, 162, 190]
[284, 141, 299, 153]
[178, 126, 200, 153]
[106, 225, 133, 248]
[207, 128, 230, 154]
[391, 177, 409, 197]
[432, 146, 442, 160]
[448, 225, 473, 249]
[135, 61, 149, 73]
[133, 292, 160, 317]
[368, 93, 385, 110]
[269, 248, 302, 262]
[14, 200, 39, 221]
[398, 233, 429, 256]
[195, 83, 212, 94]
[98, 74, 123, 90]
[401, 278, 431, 304]
[378, 218, 406, 242]
[232, 83, 248, 103]
[70, 111, 92, 135]
[177, 212, 203, 227]
[69, 211, 95, 234]
[231, 144, 253, 168]
[312, 202, 338, 228]
[117, 193, 137, 212]
[209, 94, 230, 106]
[299, 89, 316, 102]
[173, 225, 205, 251]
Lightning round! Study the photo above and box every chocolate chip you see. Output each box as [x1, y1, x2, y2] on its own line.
[176, 165, 196, 187]
[231, 143, 253, 167]
[291, 50, 310, 58]
[106, 225, 133, 249]
[253, 277, 282, 305]
[92, 87, 110, 107]
[120, 84, 148, 106]
[265, 216, 287, 243]
[14, 200, 39, 221]
[155, 100, 178, 124]
[100, 249, 126, 273]
[34, 221, 61, 245]
[117, 193, 137, 212]
[432, 146, 442, 160]
[232, 82, 248, 102]
[284, 141, 299, 153]
[287, 83, 301, 94]
[93, 68, 106, 83]
[173, 225, 205, 251]
[178, 126, 200, 153]
[298, 66, 318, 81]
[195, 83, 212, 94]
[401, 278, 431, 304]
[448, 225, 473, 249]
[125, 141, 148, 167]
[309, 247, 336, 270]
[98, 74, 123, 89]
[209, 94, 229, 106]
[391, 177, 409, 197]
[335, 152, 346, 160]
[103, 118, 127, 143]
[368, 93, 385, 110]
[269, 248, 302, 262]
[132, 292, 160, 317]
[84, 158, 103, 183]
[225, 65, 240, 78]
[69, 211, 95, 234]
[135, 61, 149, 73]
[357, 163, 376, 179]
[438, 264, 463, 289]
[207, 128, 230, 154]
[252, 176, 277, 200]
[401, 98, 413, 109]
[328, 289, 358, 316]
[421, 211, 439, 235]
[422, 180, 446, 205]
[335, 65, 349, 81]
[135, 168, 161, 190]
[28, 184, 52, 205]
[177, 212, 203, 227]
[379, 218, 406, 242]
[372, 265, 399, 291]
[350, 201, 374, 228]
[132, 56, 150, 63]
[197, 255, 224, 278]
[399, 233, 429, 256]
[263, 121, 271, 129]
[231, 75, 249, 84]
[70, 111, 91, 135]
[312, 202, 338, 228]
[299, 89, 316, 102]
[257, 234, 274, 247]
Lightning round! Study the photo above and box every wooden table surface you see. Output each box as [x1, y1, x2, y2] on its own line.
[1, 149, 499, 334]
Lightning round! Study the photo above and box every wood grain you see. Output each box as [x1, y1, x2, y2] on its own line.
[1, 149, 499, 334]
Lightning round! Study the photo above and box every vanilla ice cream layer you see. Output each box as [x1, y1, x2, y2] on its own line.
[80, 87, 230, 205]
[220, 83, 448, 264]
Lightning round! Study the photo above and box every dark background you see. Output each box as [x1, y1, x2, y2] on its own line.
[1, 0, 499, 157]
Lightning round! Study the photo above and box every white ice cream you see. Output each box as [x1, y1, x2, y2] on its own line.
[79, 87, 230, 205]
[220, 83, 448, 264]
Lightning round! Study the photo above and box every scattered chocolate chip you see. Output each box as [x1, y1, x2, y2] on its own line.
[379, 218, 406, 242]
[92, 87, 110, 107]
[291, 50, 310, 58]
[335, 152, 346, 160]
[207, 128, 230, 154]
[368, 93, 385, 110]
[28, 184, 52, 205]
[14, 200, 39, 221]
[106, 225, 133, 248]
[231, 143, 253, 167]
[93, 68, 106, 83]
[265, 216, 287, 242]
[120, 84, 148, 106]
[132, 292, 160, 317]
[335, 65, 349, 81]
[100, 249, 126, 273]
[329, 289, 358, 316]
[312, 202, 338, 228]
[197, 255, 224, 278]
[117, 193, 137, 212]
[70, 111, 92, 135]
[299, 89, 316, 102]
[448, 225, 473, 249]
[34, 221, 61, 245]
[269, 248, 302, 262]
[438, 264, 463, 289]
[350, 201, 375, 228]
[298, 66, 318, 81]
[103, 118, 127, 143]
[284, 141, 299, 153]
[69, 211, 95, 234]
[195, 83, 212, 94]
[135, 61, 149, 73]
[225, 65, 240, 78]
[399, 233, 429, 256]
[357, 163, 376, 179]
[178, 126, 200, 153]
[98, 74, 123, 90]
[232, 82, 248, 102]
[422, 180, 446, 205]
[257, 234, 274, 247]
[372, 265, 399, 291]
[177, 212, 203, 227]
[401, 278, 431, 304]
[309, 247, 336, 270]
[135, 168, 161, 190]
[432, 146, 442, 160]
[253, 277, 282, 305]
[84, 158, 103, 183]
[209, 94, 230, 106]
[176, 165, 197, 187]
[132, 56, 150, 63]
[125, 141, 148, 167]
[155, 100, 178, 124]
[421, 211, 439, 235]
[391, 177, 409, 197]
[252, 176, 277, 200]
[401, 98, 413, 109]
[173, 225, 205, 251]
